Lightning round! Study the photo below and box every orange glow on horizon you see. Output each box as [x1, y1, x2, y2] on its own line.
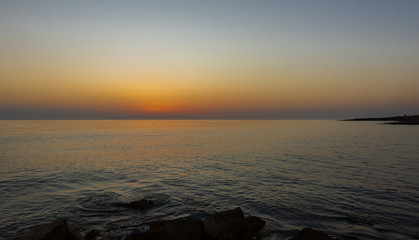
[136, 101, 190, 115]
[1, 1, 419, 119]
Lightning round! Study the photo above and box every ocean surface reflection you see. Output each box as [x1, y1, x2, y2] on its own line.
[0, 120, 418, 239]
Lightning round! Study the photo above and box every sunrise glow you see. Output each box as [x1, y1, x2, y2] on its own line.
[1, 1, 418, 119]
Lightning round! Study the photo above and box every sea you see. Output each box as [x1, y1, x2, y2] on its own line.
[0, 120, 418, 240]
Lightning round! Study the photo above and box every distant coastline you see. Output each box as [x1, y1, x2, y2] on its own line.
[342, 115, 419, 125]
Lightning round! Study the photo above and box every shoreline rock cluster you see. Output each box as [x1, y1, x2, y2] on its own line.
[342, 114, 419, 125]
[9, 200, 332, 240]
[125, 207, 265, 240]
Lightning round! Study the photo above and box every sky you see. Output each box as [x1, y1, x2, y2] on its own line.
[1, 0, 418, 119]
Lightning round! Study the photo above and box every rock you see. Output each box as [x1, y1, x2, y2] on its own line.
[243, 216, 265, 239]
[130, 210, 265, 240]
[203, 207, 265, 240]
[9, 219, 83, 240]
[120, 199, 154, 210]
[149, 219, 203, 240]
[84, 229, 101, 239]
[126, 219, 203, 240]
[125, 231, 164, 240]
[102, 235, 122, 240]
[291, 227, 332, 240]
[203, 207, 245, 240]
[217, 216, 265, 240]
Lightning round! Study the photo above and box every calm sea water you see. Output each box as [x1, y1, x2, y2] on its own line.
[0, 120, 418, 239]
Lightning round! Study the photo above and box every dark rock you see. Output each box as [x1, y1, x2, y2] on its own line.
[217, 216, 265, 240]
[120, 199, 154, 210]
[125, 231, 164, 240]
[203, 207, 265, 240]
[342, 114, 419, 125]
[9, 219, 83, 240]
[243, 216, 265, 239]
[126, 219, 203, 240]
[102, 235, 122, 240]
[203, 207, 245, 240]
[148, 219, 203, 240]
[85, 229, 101, 239]
[291, 228, 332, 240]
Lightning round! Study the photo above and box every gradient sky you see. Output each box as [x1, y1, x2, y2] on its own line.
[1, 0, 418, 119]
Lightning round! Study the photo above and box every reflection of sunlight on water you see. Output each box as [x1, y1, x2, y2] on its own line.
[0, 120, 418, 239]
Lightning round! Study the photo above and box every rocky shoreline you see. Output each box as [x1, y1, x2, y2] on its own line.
[9, 200, 332, 240]
[342, 114, 419, 125]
